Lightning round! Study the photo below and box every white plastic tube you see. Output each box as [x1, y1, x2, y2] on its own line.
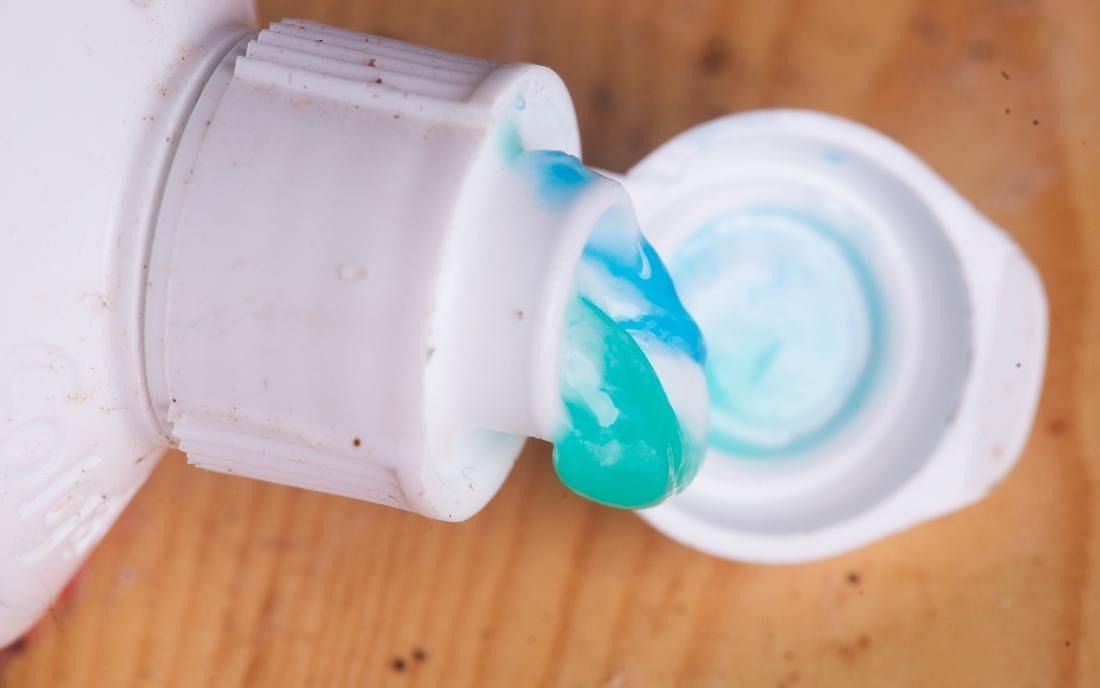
[0, 3, 625, 645]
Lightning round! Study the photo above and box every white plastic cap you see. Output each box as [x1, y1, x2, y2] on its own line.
[626, 111, 1048, 563]
[144, 20, 632, 521]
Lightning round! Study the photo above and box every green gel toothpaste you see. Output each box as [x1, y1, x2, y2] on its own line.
[509, 141, 708, 508]
[556, 207, 708, 508]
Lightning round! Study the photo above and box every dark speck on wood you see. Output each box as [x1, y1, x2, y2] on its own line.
[968, 39, 994, 61]
[591, 82, 616, 114]
[698, 36, 732, 75]
[910, 15, 945, 44]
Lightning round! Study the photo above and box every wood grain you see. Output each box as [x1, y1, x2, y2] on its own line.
[3, 0, 1099, 685]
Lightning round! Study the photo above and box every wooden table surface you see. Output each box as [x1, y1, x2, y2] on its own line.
[4, 1, 1099, 686]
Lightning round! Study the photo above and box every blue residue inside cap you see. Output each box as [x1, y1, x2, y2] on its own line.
[668, 205, 885, 457]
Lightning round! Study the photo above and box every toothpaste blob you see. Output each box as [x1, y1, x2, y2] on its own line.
[558, 204, 708, 507]
[508, 140, 708, 508]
